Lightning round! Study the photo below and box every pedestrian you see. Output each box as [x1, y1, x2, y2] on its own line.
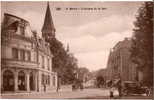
[56, 77, 60, 92]
[56, 83, 59, 92]
[80, 82, 84, 91]
[117, 79, 122, 97]
[72, 84, 75, 91]
[56, 84, 59, 92]
[44, 84, 46, 92]
[109, 81, 114, 98]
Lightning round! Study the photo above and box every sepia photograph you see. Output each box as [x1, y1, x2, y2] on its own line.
[0, 0, 153, 99]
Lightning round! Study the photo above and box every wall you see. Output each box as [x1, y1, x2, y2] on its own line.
[106, 38, 137, 82]
[1, 45, 12, 59]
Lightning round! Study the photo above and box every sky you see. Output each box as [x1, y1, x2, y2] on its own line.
[1, 1, 142, 71]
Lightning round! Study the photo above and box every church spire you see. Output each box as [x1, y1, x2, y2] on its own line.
[66, 43, 70, 52]
[42, 2, 55, 41]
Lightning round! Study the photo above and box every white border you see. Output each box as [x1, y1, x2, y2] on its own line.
[0, 0, 153, 2]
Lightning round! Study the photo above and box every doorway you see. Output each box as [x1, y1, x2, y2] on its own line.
[30, 72, 35, 91]
[18, 71, 26, 90]
[3, 70, 14, 91]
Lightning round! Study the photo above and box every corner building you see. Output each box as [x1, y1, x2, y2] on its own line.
[1, 3, 57, 93]
[106, 38, 137, 82]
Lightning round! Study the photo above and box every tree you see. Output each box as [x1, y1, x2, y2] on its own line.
[62, 53, 78, 84]
[48, 38, 78, 84]
[96, 76, 104, 88]
[77, 67, 90, 82]
[130, 2, 153, 86]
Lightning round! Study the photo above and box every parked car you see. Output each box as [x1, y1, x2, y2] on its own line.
[122, 81, 149, 96]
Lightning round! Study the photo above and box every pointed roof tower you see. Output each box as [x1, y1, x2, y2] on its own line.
[66, 43, 70, 52]
[42, 2, 55, 40]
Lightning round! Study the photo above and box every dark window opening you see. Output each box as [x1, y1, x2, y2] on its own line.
[12, 48, 19, 60]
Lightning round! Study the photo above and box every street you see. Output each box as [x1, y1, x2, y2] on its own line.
[1, 86, 152, 99]
[1, 87, 116, 99]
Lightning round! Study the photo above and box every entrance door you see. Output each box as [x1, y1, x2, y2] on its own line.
[18, 71, 26, 90]
[3, 70, 14, 91]
[30, 72, 35, 91]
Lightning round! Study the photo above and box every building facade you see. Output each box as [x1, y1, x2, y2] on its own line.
[1, 3, 58, 93]
[106, 38, 137, 82]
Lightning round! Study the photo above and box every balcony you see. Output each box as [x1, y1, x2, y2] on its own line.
[1, 58, 38, 69]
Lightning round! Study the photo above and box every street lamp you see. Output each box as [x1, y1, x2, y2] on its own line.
[73, 70, 78, 79]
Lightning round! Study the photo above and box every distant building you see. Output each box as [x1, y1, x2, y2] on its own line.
[1, 3, 57, 93]
[106, 38, 138, 82]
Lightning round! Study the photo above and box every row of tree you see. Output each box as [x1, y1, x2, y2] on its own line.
[48, 38, 78, 85]
[47, 2, 153, 87]
[77, 67, 92, 82]
[130, 2, 153, 86]
[96, 2, 153, 87]
[47, 36, 94, 85]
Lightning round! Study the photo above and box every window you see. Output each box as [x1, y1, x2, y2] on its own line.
[42, 74, 45, 85]
[36, 53, 38, 62]
[53, 76, 55, 86]
[46, 75, 48, 84]
[12, 48, 18, 59]
[20, 20, 25, 35]
[25, 51, 30, 61]
[47, 59, 50, 70]
[34, 52, 38, 62]
[20, 49, 25, 61]
[20, 26, 25, 35]
[27, 51, 31, 61]
[33, 52, 37, 62]
[42, 56, 45, 68]
[48, 75, 50, 85]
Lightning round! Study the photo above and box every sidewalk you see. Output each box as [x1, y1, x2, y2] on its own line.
[1, 85, 72, 96]
[1, 90, 56, 96]
[1, 88, 109, 99]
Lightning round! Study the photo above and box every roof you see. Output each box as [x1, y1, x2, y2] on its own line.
[2, 13, 29, 31]
[112, 38, 132, 51]
[41, 2, 55, 33]
[4, 13, 29, 23]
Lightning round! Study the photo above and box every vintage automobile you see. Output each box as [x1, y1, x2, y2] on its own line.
[122, 81, 149, 96]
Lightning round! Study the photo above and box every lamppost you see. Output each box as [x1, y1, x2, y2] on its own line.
[56, 70, 61, 92]
[73, 70, 78, 80]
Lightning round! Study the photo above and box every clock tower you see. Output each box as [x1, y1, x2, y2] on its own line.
[42, 2, 56, 42]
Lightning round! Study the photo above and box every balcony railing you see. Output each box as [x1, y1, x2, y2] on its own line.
[2, 58, 38, 69]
